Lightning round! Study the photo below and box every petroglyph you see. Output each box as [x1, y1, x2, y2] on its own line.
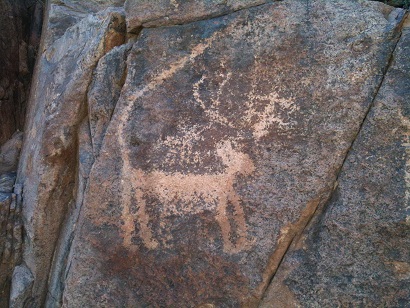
[117, 27, 298, 253]
[118, 30, 222, 252]
[123, 140, 255, 253]
[193, 63, 299, 140]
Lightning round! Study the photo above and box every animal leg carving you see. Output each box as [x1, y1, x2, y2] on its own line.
[135, 188, 159, 249]
[215, 195, 234, 253]
[229, 191, 254, 251]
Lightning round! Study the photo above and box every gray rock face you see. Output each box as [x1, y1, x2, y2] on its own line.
[0, 0, 40, 304]
[262, 14, 410, 307]
[6, 0, 410, 307]
[62, 0, 404, 306]
[15, 4, 127, 306]
[0, 173, 20, 308]
[88, 43, 132, 157]
[124, 0, 268, 31]
[0, 132, 23, 174]
[9, 265, 34, 308]
[0, 173, 17, 193]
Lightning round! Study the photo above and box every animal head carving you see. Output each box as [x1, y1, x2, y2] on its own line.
[216, 140, 255, 176]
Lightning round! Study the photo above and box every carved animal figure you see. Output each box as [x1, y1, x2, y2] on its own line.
[121, 140, 255, 253]
[117, 36, 297, 253]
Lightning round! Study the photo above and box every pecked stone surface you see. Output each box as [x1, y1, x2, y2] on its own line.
[261, 15, 410, 307]
[60, 1, 405, 306]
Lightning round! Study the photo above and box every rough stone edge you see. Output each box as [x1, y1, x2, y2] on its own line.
[124, 0, 279, 32]
[45, 43, 132, 307]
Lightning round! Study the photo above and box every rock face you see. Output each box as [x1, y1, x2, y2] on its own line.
[5, 0, 410, 307]
[124, 0, 268, 31]
[0, 0, 41, 305]
[261, 15, 410, 307]
[14, 1, 127, 305]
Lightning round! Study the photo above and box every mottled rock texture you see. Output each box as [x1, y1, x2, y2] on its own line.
[376, 0, 410, 9]
[261, 15, 410, 307]
[14, 2, 127, 305]
[125, 0, 269, 31]
[5, 0, 410, 307]
[0, 133, 24, 307]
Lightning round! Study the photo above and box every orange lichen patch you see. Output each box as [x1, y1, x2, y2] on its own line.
[385, 261, 410, 280]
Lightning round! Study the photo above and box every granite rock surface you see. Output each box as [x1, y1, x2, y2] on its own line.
[261, 14, 410, 307]
[2, 0, 408, 307]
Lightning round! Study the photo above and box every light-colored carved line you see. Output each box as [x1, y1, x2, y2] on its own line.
[117, 30, 222, 250]
[124, 140, 255, 252]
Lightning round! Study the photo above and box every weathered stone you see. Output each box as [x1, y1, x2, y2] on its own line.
[88, 43, 132, 157]
[58, 1, 405, 306]
[375, 0, 410, 8]
[0, 107, 23, 307]
[9, 265, 34, 308]
[46, 0, 126, 47]
[0, 132, 23, 174]
[5, 0, 408, 306]
[261, 14, 410, 307]
[125, 0, 269, 31]
[14, 6, 127, 306]
[0, 172, 17, 193]
[0, 188, 19, 307]
[45, 44, 131, 303]
[0, 193, 13, 307]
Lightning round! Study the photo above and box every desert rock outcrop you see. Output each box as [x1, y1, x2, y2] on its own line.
[0, 0, 408, 307]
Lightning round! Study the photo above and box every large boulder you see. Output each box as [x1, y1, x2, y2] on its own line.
[9, 0, 409, 306]
[60, 0, 405, 306]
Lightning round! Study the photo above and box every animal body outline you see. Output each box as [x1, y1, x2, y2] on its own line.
[117, 31, 298, 253]
[121, 140, 256, 253]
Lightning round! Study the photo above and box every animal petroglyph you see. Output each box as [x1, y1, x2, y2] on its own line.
[193, 62, 299, 140]
[122, 140, 255, 253]
[117, 29, 298, 253]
